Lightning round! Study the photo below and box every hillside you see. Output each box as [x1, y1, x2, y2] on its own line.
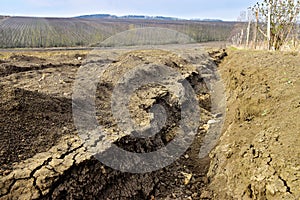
[0, 16, 237, 48]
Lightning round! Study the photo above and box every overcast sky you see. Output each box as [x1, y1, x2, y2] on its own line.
[1, 0, 259, 21]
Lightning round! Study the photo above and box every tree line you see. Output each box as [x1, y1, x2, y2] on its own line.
[232, 0, 300, 51]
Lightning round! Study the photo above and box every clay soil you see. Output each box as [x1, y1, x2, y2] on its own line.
[0, 46, 299, 200]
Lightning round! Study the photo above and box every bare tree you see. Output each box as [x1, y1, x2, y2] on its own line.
[253, 8, 259, 49]
[252, 0, 300, 50]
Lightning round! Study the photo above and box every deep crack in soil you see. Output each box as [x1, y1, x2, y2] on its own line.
[0, 45, 223, 200]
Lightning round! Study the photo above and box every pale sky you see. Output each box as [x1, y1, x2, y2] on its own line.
[1, 0, 259, 21]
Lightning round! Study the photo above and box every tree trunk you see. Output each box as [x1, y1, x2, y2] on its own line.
[253, 10, 259, 49]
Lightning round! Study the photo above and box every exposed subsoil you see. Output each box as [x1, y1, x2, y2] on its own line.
[0, 45, 223, 199]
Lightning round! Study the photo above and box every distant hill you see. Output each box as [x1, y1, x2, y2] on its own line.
[194, 19, 224, 22]
[76, 14, 223, 22]
[76, 14, 180, 21]
[0, 16, 237, 48]
[76, 14, 118, 19]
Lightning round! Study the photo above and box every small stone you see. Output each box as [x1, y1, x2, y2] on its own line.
[214, 113, 223, 118]
[225, 149, 233, 158]
[203, 124, 209, 131]
[100, 166, 106, 174]
[181, 172, 192, 185]
[266, 184, 276, 195]
[208, 119, 219, 125]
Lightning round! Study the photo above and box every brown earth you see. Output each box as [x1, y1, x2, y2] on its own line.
[1, 45, 298, 200]
[0, 44, 223, 199]
[0, 51, 84, 175]
[208, 49, 300, 199]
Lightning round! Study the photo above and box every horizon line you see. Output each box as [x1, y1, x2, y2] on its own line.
[0, 13, 238, 22]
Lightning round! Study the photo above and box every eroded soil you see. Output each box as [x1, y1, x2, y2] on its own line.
[0, 45, 223, 199]
[2, 46, 297, 200]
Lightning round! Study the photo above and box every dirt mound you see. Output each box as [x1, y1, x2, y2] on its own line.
[10, 54, 46, 62]
[207, 50, 300, 199]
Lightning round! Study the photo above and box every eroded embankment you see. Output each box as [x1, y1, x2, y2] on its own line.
[207, 49, 300, 199]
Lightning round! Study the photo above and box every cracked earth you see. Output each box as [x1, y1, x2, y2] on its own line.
[0, 44, 225, 199]
[1, 45, 299, 200]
